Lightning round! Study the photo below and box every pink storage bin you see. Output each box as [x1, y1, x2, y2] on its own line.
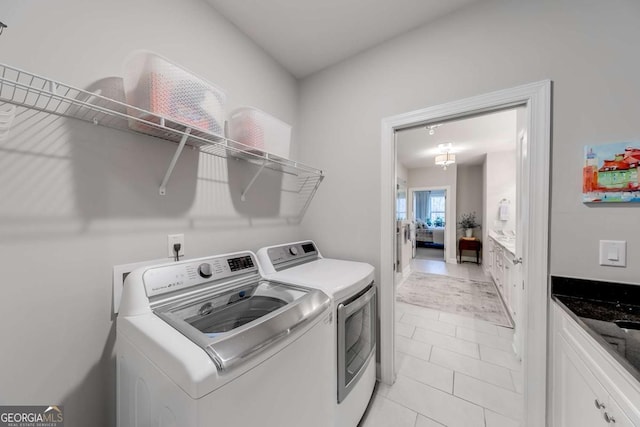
[229, 107, 291, 158]
[123, 51, 226, 135]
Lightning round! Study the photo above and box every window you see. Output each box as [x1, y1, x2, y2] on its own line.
[414, 190, 446, 226]
[429, 194, 445, 226]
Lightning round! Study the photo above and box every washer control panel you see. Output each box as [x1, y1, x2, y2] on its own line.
[143, 252, 257, 298]
[267, 241, 318, 270]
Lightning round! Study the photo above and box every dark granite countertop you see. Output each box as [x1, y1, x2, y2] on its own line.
[554, 295, 640, 323]
[551, 276, 640, 383]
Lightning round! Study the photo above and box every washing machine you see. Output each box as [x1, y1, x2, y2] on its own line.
[116, 250, 333, 427]
[257, 241, 376, 427]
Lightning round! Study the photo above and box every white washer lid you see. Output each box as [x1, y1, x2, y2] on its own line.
[265, 258, 375, 301]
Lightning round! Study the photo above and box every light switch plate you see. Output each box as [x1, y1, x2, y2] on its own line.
[599, 240, 626, 267]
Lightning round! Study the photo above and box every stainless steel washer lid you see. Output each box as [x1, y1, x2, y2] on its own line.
[120, 251, 331, 374]
[155, 280, 330, 371]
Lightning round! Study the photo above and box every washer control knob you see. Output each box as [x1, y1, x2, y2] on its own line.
[198, 263, 213, 278]
[288, 246, 299, 256]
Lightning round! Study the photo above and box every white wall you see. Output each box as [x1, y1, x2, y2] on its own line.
[297, 0, 640, 291]
[397, 163, 408, 183]
[0, 1, 300, 426]
[484, 150, 517, 243]
[456, 164, 484, 240]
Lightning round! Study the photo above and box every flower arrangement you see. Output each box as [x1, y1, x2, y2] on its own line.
[458, 212, 479, 229]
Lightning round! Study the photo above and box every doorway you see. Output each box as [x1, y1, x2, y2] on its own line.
[411, 187, 449, 262]
[379, 81, 551, 426]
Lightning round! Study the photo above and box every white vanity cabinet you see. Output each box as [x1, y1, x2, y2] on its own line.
[487, 233, 522, 356]
[487, 236, 516, 316]
[502, 250, 514, 317]
[491, 241, 501, 289]
[485, 237, 494, 274]
[551, 302, 640, 427]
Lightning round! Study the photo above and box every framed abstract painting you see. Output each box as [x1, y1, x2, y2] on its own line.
[583, 142, 640, 203]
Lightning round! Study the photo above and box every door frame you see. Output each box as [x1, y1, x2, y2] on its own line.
[408, 186, 456, 263]
[379, 80, 551, 426]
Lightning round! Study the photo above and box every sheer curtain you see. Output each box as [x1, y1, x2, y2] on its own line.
[414, 191, 430, 222]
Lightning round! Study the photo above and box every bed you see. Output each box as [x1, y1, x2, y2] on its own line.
[415, 226, 445, 248]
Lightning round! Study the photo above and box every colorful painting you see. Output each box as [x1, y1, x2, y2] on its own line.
[583, 142, 640, 203]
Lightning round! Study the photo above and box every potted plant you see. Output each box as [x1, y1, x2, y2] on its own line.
[458, 212, 479, 238]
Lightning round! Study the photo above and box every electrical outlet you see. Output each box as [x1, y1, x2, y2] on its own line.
[168, 234, 185, 258]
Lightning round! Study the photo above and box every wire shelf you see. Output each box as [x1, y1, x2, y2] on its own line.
[0, 62, 323, 218]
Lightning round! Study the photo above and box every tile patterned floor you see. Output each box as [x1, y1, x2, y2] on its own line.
[362, 260, 523, 427]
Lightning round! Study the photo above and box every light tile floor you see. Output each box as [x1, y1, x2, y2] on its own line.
[415, 247, 445, 260]
[361, 259, 523, 427]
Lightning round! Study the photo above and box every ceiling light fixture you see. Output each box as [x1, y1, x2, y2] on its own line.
[435, 143, 455, 170]
[425, 124, 442, 136]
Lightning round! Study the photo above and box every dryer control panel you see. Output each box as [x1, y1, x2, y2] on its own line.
[267, 241, 319, 271]
[143, 252, 258, 298]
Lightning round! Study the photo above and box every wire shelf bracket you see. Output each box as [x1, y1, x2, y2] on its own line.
[159, 127, 192, 195]
[240, 159, 267, 202]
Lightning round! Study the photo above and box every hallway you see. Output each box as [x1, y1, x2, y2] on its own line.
[362, 261, 523, 427]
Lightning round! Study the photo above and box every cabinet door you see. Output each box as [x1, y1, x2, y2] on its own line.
[553, 303, 640, 427]
[502, 253, 512, 312]
[604, 397, 636, 427]
[487, 238, 495, 278]
[511, 263, 521, 320]
[553, 334, 608, 427]
[494, 245, 503, 289]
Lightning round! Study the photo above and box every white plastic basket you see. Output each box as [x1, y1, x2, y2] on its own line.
[229, 107, 291, 158]
[123, 51, 226, 136]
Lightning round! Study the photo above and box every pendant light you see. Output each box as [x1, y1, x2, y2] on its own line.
[435, 143, 455, 169]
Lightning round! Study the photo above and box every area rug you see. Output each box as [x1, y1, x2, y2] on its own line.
[396, 272, 513, 328]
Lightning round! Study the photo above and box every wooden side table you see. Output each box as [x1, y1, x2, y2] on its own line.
[458, 237, 482, 264]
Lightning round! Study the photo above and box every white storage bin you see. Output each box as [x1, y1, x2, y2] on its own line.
[123, 51, 226, 135]
[229, 107, 291, 158]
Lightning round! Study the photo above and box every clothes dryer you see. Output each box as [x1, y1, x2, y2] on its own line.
[257, 241, 376, 427]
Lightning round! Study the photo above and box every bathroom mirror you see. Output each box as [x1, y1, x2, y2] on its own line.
[396, 179, 407, 220]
